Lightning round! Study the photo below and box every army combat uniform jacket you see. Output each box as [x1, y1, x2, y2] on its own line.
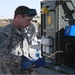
[0, 23, 29, 74]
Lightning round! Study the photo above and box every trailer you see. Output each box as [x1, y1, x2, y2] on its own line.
[40, 0, 75, 73]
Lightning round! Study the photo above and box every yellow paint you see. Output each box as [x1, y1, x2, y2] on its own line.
[41, 7, 49, 14]
[48, 16, 51, 25]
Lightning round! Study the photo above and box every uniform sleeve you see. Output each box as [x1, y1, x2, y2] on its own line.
[0, 31, 21, 73]
[0, 31, 12, 56]
[0, 32, 9, 48]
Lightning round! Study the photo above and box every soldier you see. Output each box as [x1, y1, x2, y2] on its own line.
[0, 6, 37, 74]
[26, 24, 35, 45]
[26, 21, 38, 46]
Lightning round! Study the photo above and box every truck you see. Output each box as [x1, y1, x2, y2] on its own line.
[40, 0, 75, 73]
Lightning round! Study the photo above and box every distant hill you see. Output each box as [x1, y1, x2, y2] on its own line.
[0, 22, 9, 28]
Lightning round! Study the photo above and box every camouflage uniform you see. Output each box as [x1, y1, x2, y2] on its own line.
[0, 23, 29, 74]
[26, 24, 35, 45]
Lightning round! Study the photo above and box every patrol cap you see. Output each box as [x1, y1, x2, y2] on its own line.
[15, 6, 37, 17]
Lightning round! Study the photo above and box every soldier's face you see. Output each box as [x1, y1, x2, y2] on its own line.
[21, 16, 33, 28]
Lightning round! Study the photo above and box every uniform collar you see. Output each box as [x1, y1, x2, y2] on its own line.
[10, 23, 24, 36]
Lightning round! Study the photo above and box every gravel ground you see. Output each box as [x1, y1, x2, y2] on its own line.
[32, 66, 63, 74]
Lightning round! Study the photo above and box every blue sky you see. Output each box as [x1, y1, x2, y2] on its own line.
[0, 0, 43, 19]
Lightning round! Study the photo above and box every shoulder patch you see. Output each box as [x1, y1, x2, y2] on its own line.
[0, 33, 8, 47]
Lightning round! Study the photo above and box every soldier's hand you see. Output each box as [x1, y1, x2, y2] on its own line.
[21, 55, 33, 70]
[31, 58, 45, 68]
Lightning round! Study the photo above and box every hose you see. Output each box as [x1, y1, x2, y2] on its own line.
[45, 51, 63, 60]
